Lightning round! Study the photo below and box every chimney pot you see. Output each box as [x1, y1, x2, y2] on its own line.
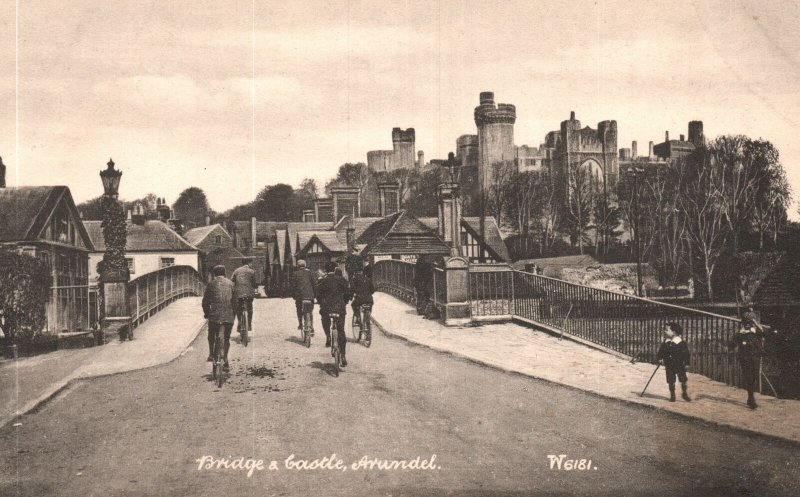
[570, 111, 576, 120]
[665, 131, 670, 141]
[680, 134, 685, 141]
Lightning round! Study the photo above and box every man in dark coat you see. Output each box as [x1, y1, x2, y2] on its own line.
[201, 265, 237, 370]
[291, 259, 317, 332]
[730, 318, 764, 409]
[350, 266, 375, 326]
[413, 257, 433, 315]
[231, 259, 257, 332]
[656, 322, 691, 402]
[316, 262, 352, 365]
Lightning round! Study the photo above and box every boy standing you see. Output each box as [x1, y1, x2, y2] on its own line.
[656, 322, 691, 402]
[730, 318, 764, 409]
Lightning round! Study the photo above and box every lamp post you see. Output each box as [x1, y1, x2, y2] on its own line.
[98, 158, 130, 341]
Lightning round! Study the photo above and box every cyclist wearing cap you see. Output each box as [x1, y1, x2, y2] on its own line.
[201, 265, 236, 371]
[291, 259, 316, 332]
[231, 259, 257, 334]
[316, 262, 353, 366]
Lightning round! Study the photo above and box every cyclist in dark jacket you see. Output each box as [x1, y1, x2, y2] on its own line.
[350, 267, 375, 326]
[291, 259, 317, 332]
[316, 262, 352, 365]
[231, 260, 256, 332]
[202, 265, 237, 370]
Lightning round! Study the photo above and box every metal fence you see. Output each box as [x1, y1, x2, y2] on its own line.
[373, 260, 417, 306]
[511, 270, 744, 387]
[127, 265, 204, 330]
[468, 264, 514, 320]
[374, 259, 750, 389]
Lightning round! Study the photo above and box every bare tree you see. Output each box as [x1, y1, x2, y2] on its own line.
[565, 166, 598, 255]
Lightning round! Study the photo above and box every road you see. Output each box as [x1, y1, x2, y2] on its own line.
[1, 298, 798, 497]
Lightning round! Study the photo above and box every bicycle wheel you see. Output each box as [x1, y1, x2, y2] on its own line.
[242, 311, 249, 347]
[351, 314, 361, 342]
[364, 309, 371, 348]
[303, 313, 311, 348]
[331, 322, 339, 377]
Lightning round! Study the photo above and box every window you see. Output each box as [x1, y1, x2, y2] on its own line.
[214, 235, 222, 244]
[160, 257, 175, 268]
[126, 258, 135, 274]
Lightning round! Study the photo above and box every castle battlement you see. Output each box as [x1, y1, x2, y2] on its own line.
[392, 127, 415, 143]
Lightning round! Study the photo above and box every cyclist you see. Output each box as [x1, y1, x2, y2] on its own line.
[350, 264, 375, 328]
[231, 258, 256, 334]
[291, 259, 316, 333]
[316, 261, 352, 366]
[201, 265, 236, 371]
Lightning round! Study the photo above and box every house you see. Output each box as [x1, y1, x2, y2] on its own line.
[356, 211, 452, 264]
[183, 223, 245, 281]
[83, 218, 199, 286]
[0, 186, 94, 333]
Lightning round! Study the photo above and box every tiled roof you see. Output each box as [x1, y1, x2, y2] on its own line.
[418, 216, 511, 262]
[754, 253, 800, 306]
[355, 211, 450, 256]
[287, 222, 333, 254]
[297, 230, 347, 254]
[84, 220, 197, 252]
[183, 224, 229, 246]
[0, 186, 93, 249]
[334, 215, 383, 240]
[275, 230, 287, 267]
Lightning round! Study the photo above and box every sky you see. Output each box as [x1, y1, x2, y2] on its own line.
[1, 0, 799, 218]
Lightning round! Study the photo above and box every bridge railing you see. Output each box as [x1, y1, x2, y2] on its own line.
[127, 265, 204, 330]
[511, 269, 742, 387]
[373, 260, 417, 306]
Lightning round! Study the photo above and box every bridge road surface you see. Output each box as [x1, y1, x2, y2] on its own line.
[1, 298, 798, 497]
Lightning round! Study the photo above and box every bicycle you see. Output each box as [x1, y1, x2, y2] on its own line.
[237, 297, 251, 347]
[329, 312, 341, 377]
[351, 304, 372, 348]
[211, 324, 225, 388]
[301, 299, 313, 348]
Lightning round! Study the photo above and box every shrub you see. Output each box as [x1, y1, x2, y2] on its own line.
[0, 249, 51, 345]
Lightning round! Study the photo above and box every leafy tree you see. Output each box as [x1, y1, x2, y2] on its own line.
[295, 178, 318, 211]
[326, 163, 369, 192]
[77, 196, 106, 221]
[255, 183, 301, 221]
[173, 187, 211, 228]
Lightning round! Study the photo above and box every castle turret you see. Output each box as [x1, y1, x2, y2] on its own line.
[688, 120, 704, 147]
[474, 91, 516, 192]
[417, 150, 424, 168]
[391, 127, 415, 170]
[631, 141, 638, 159]
[0, 157, 5, 188]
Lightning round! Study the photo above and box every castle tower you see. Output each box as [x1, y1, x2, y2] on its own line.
[474, 91, 516, 192]
[688, 121, 704, 147]
[417, 150, 424, 168]
[391, 127, 415, 170]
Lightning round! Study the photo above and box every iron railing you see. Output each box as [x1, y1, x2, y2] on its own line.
[511, 270, 743, 387]
[127, 265, 204, 329]
[373, 260, 417, 305]
[468, 264, 514, 320]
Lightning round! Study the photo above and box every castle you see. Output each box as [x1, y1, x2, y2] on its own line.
[357, 90, 703, 218]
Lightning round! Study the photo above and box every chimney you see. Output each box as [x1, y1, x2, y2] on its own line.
[156, 197, 171, 222]
[631, 141, 638, 159]
[648, 141, 654, 158]
[378, 182, 401, 217]
[417, 150, 424, 168]
[251, 216, 257, 248]
[665, 131, 669, 142]
[437, 182, 462, 256]
[0, 156, 6, 188]
[346, 216, 355, 252]
[570, 111, 575, 120]
[131, 203, 146, 226]
[680, 134, 685, 142]
[204, 213, 211, 226]
[127, 209, 133, 222]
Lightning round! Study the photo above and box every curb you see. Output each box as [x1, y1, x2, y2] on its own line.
[370, 315, 800, 448]
[2, 318, 207, 429]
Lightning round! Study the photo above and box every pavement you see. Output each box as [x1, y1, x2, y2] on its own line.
[372, 292, 800, 444]
[0, 297, 206, 428]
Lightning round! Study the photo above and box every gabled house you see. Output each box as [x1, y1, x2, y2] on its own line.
[356, 211, 451, 264]
[296, 230, 348, 272]
[183, 223, 244, 281]
[83, 218, 199, 286]
[0, 186, 94, 333]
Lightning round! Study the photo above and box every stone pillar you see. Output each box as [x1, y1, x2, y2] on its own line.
[442, 256, 471, 326]
[437, 182, 462, 256]
[101, 268, 131, 341]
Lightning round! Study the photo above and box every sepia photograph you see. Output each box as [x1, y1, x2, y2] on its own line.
[1, 1, 799, 495]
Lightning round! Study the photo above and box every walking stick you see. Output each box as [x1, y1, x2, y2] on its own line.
[640, 364, 660, 397]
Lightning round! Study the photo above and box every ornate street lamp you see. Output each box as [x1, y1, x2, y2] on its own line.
[98, 158, 130, 341]
[100, 158, 122, 198]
